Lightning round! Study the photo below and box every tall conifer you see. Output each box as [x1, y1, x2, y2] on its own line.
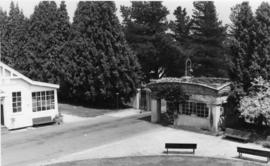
[170, 6, 191, 46]
[2, 2, 28, 70]
[253, 2, 270, 80]
[0, 8, 8, 63]
[190, 1, 227, 77]
[120, 2, 170, 80]
[229, 2, 257, 95]
[26, 1, 70, 84]
[63, 2, 140, 106]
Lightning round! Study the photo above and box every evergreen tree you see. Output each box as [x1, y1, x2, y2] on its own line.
[1, 2, 28, 70]
[26, 1, 70, 84]
[62, 2, 141, 107]
[229, 2, 257, 95]
[0, 8, 8, 62]
[228, 2, 270, 119]
[120, 2, 170, 80]
[253, 2, 270, 80]
[190, 1, 227, 77]
[169, 6, 194, 77]
[154, 33, 186, 77]
[170, 6, 191, 46]
[227, 2, 258, 117]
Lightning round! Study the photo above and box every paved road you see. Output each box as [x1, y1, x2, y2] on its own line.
[2, 112, 156, 166]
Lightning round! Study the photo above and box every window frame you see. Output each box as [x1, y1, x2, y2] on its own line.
[181, 101, 209, 118]
[12, 92, 22, 113]
[32, 90, 55, 112]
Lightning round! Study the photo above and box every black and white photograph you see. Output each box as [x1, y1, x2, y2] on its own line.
[1, 0, 270, 165]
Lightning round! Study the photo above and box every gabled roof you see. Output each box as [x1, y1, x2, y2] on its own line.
[149, 76, 231, 91]
[0, 61, 59, 89]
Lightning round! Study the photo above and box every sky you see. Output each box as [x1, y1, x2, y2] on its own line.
[0, 0, 267, 25]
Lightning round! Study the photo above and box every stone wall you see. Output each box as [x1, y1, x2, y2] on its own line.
[181, 83, 217, 96]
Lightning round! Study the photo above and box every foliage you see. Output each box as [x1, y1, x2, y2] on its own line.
[26, 1, 70, 84]
[190, 1, 228, 77]
[147, 82, 187, 103]
[228, 2, 257, 95]
[62, 2, 141, 107]
[1, 2, 28, 72]
[228, 2, 270, 116]
[239, 77, 270, 126]
[263, 141, 270, 149]
[254, 2, 270, 80]
[153, 33, 186, 77]
[227, 2, 257, 114]
[0, 8, 8, 61]
[168, 6, 194, 77]
[121, 2, 183, 81]
[169, 6, 192, 46]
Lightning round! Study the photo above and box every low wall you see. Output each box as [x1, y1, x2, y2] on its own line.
[175, 114, 211, 130]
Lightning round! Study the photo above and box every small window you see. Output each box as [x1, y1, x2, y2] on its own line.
[181, 101, 209, 118]
[12, 92, 22, 113]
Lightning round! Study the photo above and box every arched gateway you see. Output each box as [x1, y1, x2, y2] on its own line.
[147, 76, 231, 132]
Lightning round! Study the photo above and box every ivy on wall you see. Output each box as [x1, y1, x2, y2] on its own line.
[147, 82, 188, 124]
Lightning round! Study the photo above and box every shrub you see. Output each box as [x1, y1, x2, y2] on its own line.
[262, 141, 270, 149]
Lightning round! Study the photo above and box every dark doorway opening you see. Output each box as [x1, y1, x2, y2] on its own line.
[1, 104, 4, 125]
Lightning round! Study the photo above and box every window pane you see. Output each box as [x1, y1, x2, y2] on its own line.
[37, 101, 41, 107]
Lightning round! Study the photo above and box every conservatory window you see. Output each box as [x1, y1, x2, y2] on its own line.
[32, 90, 55, 112]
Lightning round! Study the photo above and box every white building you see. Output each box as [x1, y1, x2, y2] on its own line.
[0, 62, 60, 130]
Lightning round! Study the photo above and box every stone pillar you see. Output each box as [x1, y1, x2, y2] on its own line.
[151, 98, 161, 123]
[145, 88, 151, 112]
[135, 88, 141, 109]
[211, 105, 221, 132]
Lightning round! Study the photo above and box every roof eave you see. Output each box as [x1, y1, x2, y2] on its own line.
[32, 81, 60, 89]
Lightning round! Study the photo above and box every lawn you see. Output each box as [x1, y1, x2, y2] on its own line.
[47, 156, 264, 166]
[59, 103, 119, 117]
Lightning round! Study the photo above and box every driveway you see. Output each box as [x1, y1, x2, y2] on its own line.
[2, 110, 152, 166]
[2, 108, 269, 166]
